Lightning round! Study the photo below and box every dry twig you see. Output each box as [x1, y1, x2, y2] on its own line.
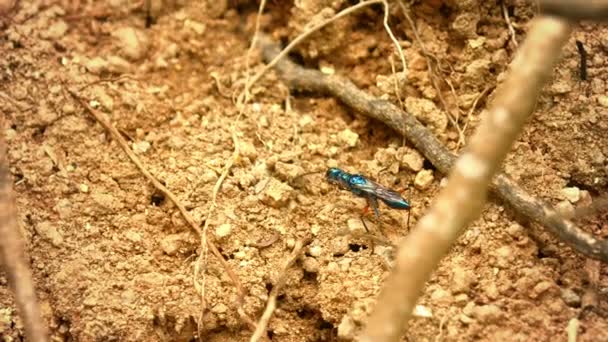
[244, 0, 406, 96]
[64, 88, 257, 329]
[0, 127, 48, 342]
[256, 17, 608, 338]
[501, 0, 519, 47]
[360, 16, 571, 340]
[250, 235, 312, 342]
[257, 25, 608, 261]
[540, 0, 608, 21]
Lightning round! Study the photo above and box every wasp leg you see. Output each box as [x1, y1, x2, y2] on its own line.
[367, 195, 381, 220]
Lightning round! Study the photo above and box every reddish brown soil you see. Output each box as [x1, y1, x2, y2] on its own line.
[1, 0, 608, 341]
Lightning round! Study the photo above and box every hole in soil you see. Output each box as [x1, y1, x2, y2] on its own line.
[267, 330, 275, 339]
[265, 282, 273, 292]
[319, 320, 334, 330]
[13, 172, 24, 184]
[150, 192, 165, 206]
[277, 294, 286, 302]
[296, 307, 316, 319]
[423, 159, 436, 171]
[303, 270, 317, 282]
[348, 243, 367, 252]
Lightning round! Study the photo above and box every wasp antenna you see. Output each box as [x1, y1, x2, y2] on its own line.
[290, 170, 324, 185]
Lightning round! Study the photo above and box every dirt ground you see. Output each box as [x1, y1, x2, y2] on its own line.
[1, 0, 608, 341]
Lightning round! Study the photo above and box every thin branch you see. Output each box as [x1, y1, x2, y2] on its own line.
[250, 235, 312, 342]
[540, 0, 608, 21]
[0, 124, 49, 342]
[502, 0, 519, 47]
[257, 26, 608, 261]
[362, 16, 572, 340]
[244, 0, 406, 96]
[259, 16, 573, 339]
[64, 88, 257, 330]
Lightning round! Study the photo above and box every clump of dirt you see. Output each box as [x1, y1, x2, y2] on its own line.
[1, 0, 608, 341]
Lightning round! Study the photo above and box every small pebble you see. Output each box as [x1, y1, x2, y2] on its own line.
[597, 95, 608, 108]
[112, 27, 150, 60]
[414, 169, 434, 190]
[215, 223, 232, 239]
[555, 200, 575, 218]
[35, 221, 64, 247]
[238, 140, 257, 161]
[451, 266, 476, 294]
[308, 245, 323, 257]
[85, 57, 108, 74]
[561, 288, 581, 307]
[106, 55, 132, 74]
[160, 233, 188, 255]
[337, 128, 359, 148]
[302, 257, 320, 273]
[401, 151, 424, 172]
[472, 304, 504, 323]
[531, 281, 554, 299]
[337, 315, 357, 340]
[347, 218, 367, 235]
[41, 20, 68, 40]
[258, 177, 293, 208]
[132, 141, 151, 154]
[561, 187, 581, 203]
[274, 162, 304, 181]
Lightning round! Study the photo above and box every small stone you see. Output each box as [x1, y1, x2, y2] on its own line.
[506, 223, 524, 238]
[532, 281, 554, 298]
[91, 192, 124, 212]
[258, 177, 293, 208]
[85, 57, 108, 74]
[414, 169, 434, 190]
[493, 245, 514, 269]
[215, 223, 232, 239]
[62, 103, 75, 114]
[561, 288, 581, 307]
[41, 20, 68, 40]
[238, 140, 258, 161]
[35, 221, 63, 247]
[106, 55, 132, 74]
[561, 187, 581, 203]
[337, 128, 359, 148]
[597, 95, 608, 108]
[405, 97, 447, 133]
[302, 257, 320, 273]
[347, 218, 367, 235]
[160, 233, 189, 255]
[184, 19, 206, 35]
[460, 314, 475, 324]
[125, 231, 142, 243]
[211, 303, 228, 314]
[112, 27, 150, 61]
[274, 162, 304, 181]
[132, 141, 151, 154]
[298, 115, 314, 131]
[308, 245, 322, 257]
[472, 304, 504, 323]
[412, 305, 432, 318]
[430, 288, 452, 305]
[549, 80, 572, 95]
[556, 200, 575, 218]
[337, 315, 357, 340]
[79, 183, 89, 193]
[401, 151, 424, 172]
[451, 266, 476, 294]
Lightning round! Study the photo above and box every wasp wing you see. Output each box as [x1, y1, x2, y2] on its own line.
[350, 177, 410, 210]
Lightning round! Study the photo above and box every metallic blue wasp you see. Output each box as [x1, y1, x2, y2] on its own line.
[325, 167, 410, 220]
